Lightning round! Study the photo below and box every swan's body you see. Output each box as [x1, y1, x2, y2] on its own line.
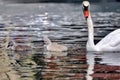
[44, 35, 68, 52]
[83, 1, 120, 51]
[95, 29, 120, 51]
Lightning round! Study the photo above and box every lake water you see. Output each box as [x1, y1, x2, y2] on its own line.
[0, 2, 120, 80]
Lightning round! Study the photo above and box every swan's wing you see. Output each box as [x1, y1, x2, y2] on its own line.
[96, 29, 120, 47]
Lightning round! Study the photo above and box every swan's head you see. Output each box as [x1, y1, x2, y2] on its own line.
[82, 1, 90, 19]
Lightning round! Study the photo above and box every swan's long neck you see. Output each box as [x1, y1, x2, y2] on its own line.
[86, 15, 96, 51]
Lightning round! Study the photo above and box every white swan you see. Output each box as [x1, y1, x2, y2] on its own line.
[43, 35, 68, 52]
[82, 1, 120, 51]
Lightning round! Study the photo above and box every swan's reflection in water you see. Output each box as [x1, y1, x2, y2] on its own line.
[87, 52, 120, 80]
[86, 52, 94, 80]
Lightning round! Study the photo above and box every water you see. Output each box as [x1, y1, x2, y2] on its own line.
[0, 2, 120, 80]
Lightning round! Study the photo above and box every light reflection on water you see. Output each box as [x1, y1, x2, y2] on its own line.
[0, 3, 120, 80]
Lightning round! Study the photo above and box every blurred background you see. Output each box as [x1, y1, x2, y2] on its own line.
[0, 0, 120, 16]
[0, 0, 120, 3]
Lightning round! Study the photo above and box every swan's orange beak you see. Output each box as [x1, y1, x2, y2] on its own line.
[84, 9, 89, 18]
[83, 5, 89, 19]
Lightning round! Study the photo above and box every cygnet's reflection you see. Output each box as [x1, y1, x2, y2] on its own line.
[44, 51, 68, 59]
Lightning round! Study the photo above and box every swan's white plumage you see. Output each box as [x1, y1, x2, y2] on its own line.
[83, 1, 120, 51]
[96, 29, 120, 51]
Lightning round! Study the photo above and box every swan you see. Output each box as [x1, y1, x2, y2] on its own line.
[82, 1, 120, 51]
[43, 35, 68, 52]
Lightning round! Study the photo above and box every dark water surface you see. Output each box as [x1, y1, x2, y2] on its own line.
[0, 2, 120, 80]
